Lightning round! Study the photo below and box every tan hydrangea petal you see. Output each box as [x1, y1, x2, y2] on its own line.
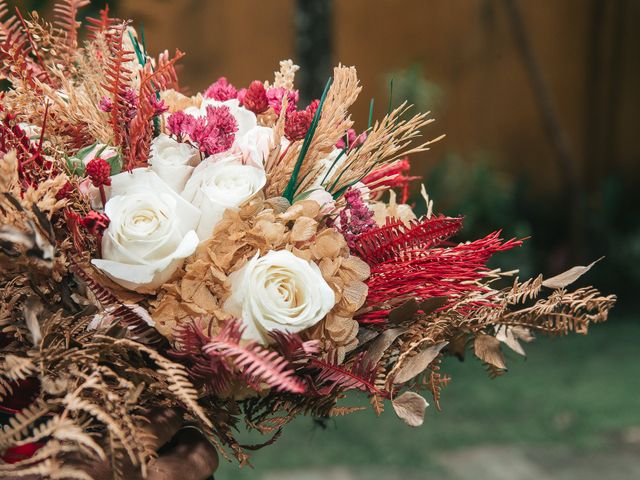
[290, 216, 318, 242]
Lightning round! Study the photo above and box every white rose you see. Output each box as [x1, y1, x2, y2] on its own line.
[91, 169, 200, 293]
[185, 98, 257, 140]
[224, 250, 335, 344]
[182, 156, 266, 240]
[149, 134, 200, 192]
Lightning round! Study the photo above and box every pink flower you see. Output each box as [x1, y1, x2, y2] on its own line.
[188, 105, 238, 156]
[337, 187, 376, 248]
[241, 81, 269, 114]
[149, 95, 168, 116]
[167, 111, 195, 139]
[266, 87, 298, 115]
[204, 77, 238, 101]
[85, 157, 112, 187]
[336, 128, 367, 151]
[99, 96, 113, 113]
[285, 110, 312, 141]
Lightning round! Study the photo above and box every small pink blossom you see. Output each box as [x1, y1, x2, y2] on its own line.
[99, 96, 113, 113]
[266, 87, 298, 115]
[204, 77, 238, 101]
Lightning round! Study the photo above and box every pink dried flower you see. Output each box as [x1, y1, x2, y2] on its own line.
[337, 187, 376, 248]
[122, 88, 138, 122]
[306, 99, 320, 116]
[98, 96, 113, 113]
[189, 105, 238, 156]
[267, 87, 298, 115]
[204, 77, 238, 101]
[284, 110, 312, 141]
[241, 81, 269, 114]
[336, 129, 367, 151]
[85, 157, 111, 187]
[149, 95, 168, 116]
[167, 111, 195, 139]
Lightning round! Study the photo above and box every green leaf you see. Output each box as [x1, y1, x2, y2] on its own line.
[282, 77, 333, 202]
[66, 156, 85, 176]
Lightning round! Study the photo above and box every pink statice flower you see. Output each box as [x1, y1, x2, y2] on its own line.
[167, 111, 195, 140]
[204, 77, 238, 101]
[336, 186, 376, 248]
[98, 96, 113, 113]
[266, 87, 298, 115]
[188, 105, 238, 156]
[149, 95, 168, 116]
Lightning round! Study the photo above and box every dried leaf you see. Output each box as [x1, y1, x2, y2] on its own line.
[474, 334, 506, 369]
[392, 391, 429, 427]
[419, 296, 449, 315]
[495, 325, 534, 356]
[388, 298, 419, 324]
[364, 328, 405, 365]
[542, 257, 603, 289]
[394, 341, 448, 383]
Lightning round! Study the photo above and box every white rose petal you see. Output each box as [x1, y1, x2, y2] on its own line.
[237, 126, 274, 167]
[182, 157, 266, 240]
[91, 169, 200, 293]
[224, 250, 335, 344]
[149, 134, 200, 192]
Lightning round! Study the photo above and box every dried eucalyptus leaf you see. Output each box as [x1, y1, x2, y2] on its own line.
[388, 298, 419, 324]
[419, 296, 449, 315]
[495, 325, 534, 356]
[474, 334, 506, 369]
[392, 391, 429, 427]
[365, 328, 405, 365]
[542, 257, 603, 289]
[394, 341, 448, 384]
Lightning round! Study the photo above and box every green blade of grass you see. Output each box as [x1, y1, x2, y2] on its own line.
[282, 77, 333, 202]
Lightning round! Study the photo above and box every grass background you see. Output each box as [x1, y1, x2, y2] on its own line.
[217, 313, 639, 479]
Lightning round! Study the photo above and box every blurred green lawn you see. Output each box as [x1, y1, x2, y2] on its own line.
[218, 314, 639, 479]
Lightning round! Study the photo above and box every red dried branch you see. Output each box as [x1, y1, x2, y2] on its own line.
[72, 263, 169, 348]
[53, 0, 90, 50]
[13, 8, 52, 86]
[127, 50, 184, 169]
[352, 215, 463, 265]
[0, 4, 42, 88]
[359, 231, 523, 324]
[203, 321, 307, 394]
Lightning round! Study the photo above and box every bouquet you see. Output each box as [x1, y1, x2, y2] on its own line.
[0, 2, 616, 479]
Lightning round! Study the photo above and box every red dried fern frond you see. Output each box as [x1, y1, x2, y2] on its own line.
[101, 24, 134, 149]
[268, 330, 321, 364]
[53, 0, 90, 50]
[352, 215, 463, 265]
[127, 50, 184, 169]
[202, 321, 307, 394]
[171, 321, 234, 395]
[85, 5, 118, 41]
